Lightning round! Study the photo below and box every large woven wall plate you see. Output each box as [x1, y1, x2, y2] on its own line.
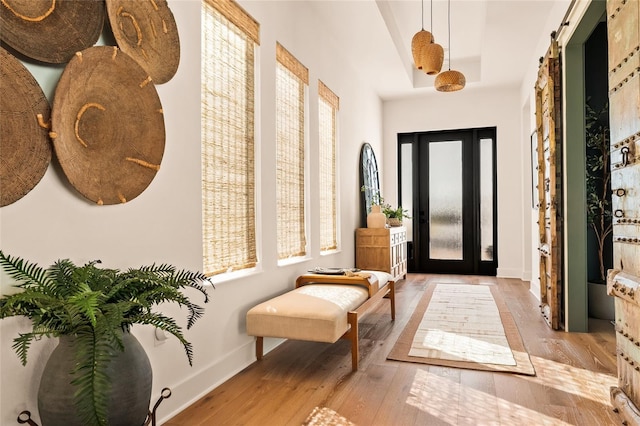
[106, 0, 180, 84]
[50, 46, 165, 205]
[0, 47, 52, 207]
[0, 0, 105, 64]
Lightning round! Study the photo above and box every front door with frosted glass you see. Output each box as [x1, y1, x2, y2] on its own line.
[399, 128, 497, 275]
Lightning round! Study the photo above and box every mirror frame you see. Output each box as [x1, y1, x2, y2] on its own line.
[359, 142, 380, 227]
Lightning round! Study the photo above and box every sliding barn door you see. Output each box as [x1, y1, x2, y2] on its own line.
[535, 37, 563, 330]
[607, 1, 640, 423]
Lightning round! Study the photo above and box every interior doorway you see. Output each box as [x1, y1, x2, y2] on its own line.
[563, 0, 607, 331]
[398, 127, 497, 275]
[584, 20, 613, 321]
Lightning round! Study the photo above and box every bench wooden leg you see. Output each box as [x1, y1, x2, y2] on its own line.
[383, 281, 396, 321]
[390, 281, 396, 321]
[256, 336, 263, 360]
[348, 312, 358, 371]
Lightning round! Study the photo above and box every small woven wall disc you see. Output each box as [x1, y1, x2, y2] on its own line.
[50, 46, 165, 205]
[106, 0, 180, 84]
[0, 47, 52, 207]
[0, 0, 105, 64]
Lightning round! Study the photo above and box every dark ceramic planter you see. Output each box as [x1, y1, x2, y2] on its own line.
[38, 332, 152, 426]
[588, 281, 615, 321]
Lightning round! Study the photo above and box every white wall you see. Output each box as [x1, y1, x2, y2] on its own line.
[0, 1, 384, 424]
[383, 87, 527, 279]
[520, 95, 534, 284]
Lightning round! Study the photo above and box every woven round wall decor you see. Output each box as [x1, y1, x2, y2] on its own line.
[105, 0, 180, 84]
[50, 46, 165, 205]
[0, 0, 105, 64]
[0, 47, 52, 207]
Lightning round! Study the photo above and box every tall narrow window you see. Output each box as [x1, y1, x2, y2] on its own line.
[201, 0, 259, 276]
[318, 80, 339, 252]
[276, 43, 308, 261]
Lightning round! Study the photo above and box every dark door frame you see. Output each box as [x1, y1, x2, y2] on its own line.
[398, 126, 497, 276]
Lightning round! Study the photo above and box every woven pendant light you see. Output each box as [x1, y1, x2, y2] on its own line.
[412, 0, 443, 74]
[435, 0, 465, 92]
[412, 29, 433, 70]
[423, 42, 444, 75]
[422, 0, 443, 75]
[435, 70, 466, 92]
[411, 0, 432, 70]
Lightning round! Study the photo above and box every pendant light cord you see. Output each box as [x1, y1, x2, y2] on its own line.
[447, 0, 451, 70]
[430, 0, 433, 32]
[421, 0, 424, 30]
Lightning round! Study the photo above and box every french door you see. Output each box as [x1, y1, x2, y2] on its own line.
[398, 128, 497, 275]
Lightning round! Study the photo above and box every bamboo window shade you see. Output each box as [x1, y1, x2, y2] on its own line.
[204, 0, 259, 45]
[201, 0, 258, 276]
[318, 80, 339, 252]
[276, 42, 308, 260]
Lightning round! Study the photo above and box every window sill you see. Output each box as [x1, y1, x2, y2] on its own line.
[207, 266, 261, 286]
[277, 255, 310, 268]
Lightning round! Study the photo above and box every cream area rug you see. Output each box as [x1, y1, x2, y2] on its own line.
[302, 406, 355, 426]
[387, 283, 535, 376]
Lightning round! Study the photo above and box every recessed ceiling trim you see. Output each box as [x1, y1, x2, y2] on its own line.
[375, 0, 414, 85]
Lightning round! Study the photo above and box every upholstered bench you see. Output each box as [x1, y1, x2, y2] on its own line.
[246, 271, 395, 371]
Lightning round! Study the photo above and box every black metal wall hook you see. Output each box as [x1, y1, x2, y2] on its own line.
[621, 146, 630, 167]
[17, 387, 172, 426]
[17, 411, 38, 426]
[144, 387, 172, 426]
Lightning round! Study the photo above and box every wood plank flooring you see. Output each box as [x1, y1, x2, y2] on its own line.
[165, 274, 620, 425]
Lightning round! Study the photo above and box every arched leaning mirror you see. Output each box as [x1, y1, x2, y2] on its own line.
[359, 142, 380, 227]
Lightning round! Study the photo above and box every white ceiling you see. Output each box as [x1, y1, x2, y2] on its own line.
[307, 0, 573, 100]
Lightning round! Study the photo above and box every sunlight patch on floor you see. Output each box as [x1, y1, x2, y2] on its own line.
[406, 368, 573, 425]
[406, 368, 459, 424]
[411, 329, 516, 365]
[523, 355, 617, 402]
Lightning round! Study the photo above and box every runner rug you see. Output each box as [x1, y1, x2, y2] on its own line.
[387, 283, 535, 376]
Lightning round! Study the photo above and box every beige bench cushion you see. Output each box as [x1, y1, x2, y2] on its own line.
[366, 270, 392, 286]
[296, 270, 392, 296]
[246, 284, 369, 343]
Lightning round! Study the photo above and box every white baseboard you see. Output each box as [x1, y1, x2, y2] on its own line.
[529, 287, 541, 300]
[158, 337, 284, 424]
[496, 267, 523, 279]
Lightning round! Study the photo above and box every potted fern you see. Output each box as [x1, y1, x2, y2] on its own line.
[0, 251, 209, 426]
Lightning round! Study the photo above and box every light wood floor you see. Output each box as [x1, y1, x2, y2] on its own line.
[165, 274, 620, 425]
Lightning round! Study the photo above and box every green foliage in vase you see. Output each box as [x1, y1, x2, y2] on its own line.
[382, 205, 411, 220]
[0, 251, 209, 426]
[360, 186, 411, 220]
[585, 100, 612, 283]
[360, 184, 384, 207]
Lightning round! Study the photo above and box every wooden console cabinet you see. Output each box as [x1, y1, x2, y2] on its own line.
[355, 227, 407, 282]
